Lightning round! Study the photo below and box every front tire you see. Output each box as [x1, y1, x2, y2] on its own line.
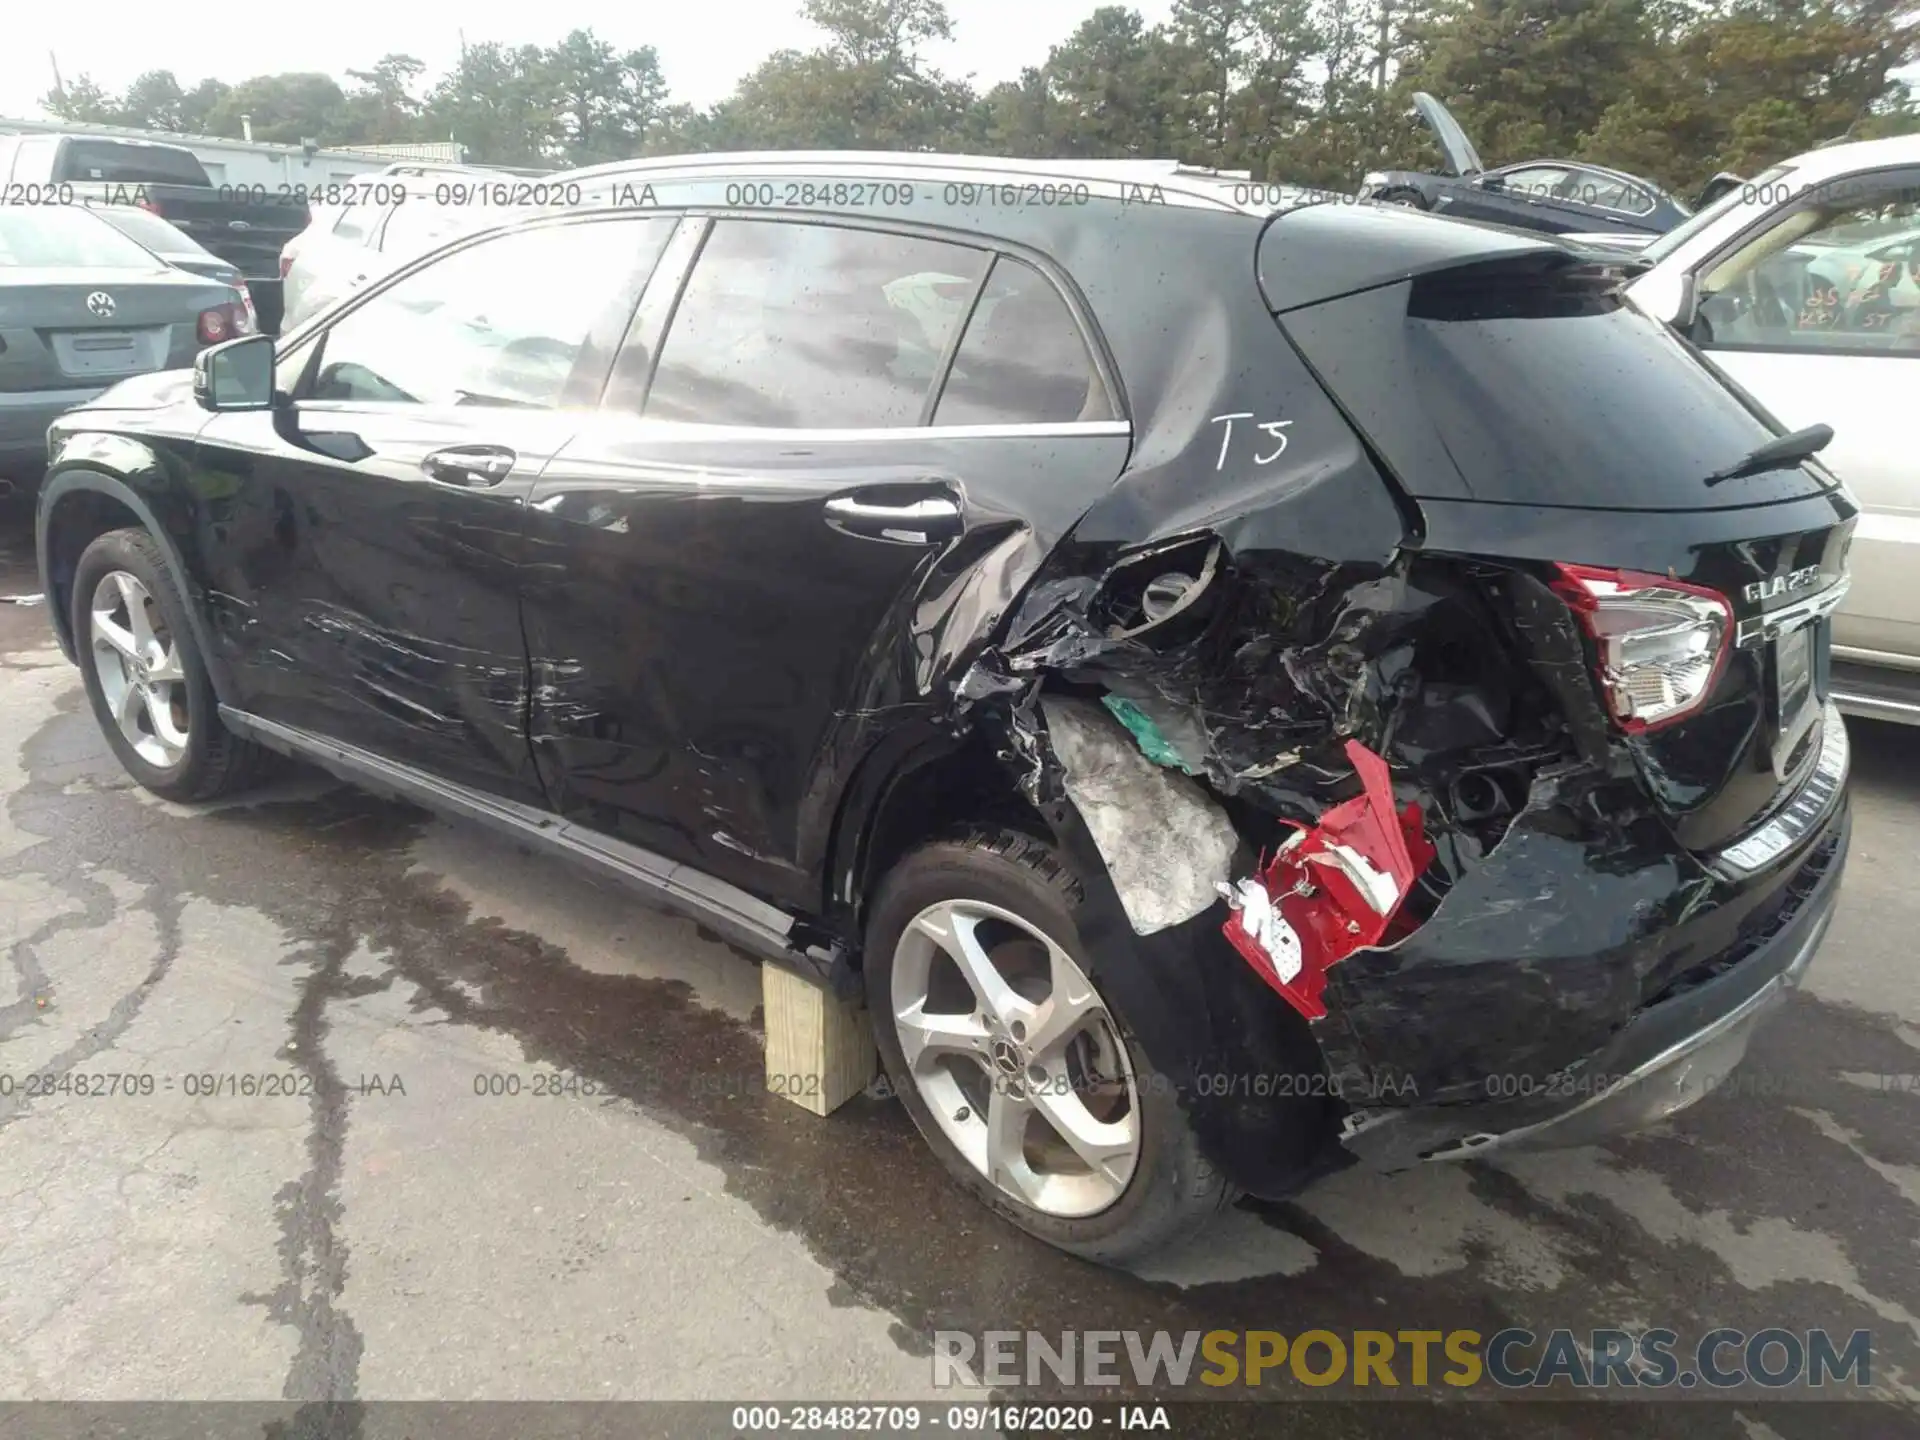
[865, 828, 1232, 1264]
[71, 527, 272, 803]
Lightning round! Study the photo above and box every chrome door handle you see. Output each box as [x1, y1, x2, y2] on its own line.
[422, 446, 517, 487]
[823, 494, 963, 544]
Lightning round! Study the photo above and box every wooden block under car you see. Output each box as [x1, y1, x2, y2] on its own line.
[761, 963, 877, 1116]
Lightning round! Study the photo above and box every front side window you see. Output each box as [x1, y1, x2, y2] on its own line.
[304, 217, 674, 408]
[1575, 170, 1655, 216]
[1697, 182, 1920, 353]
[933, 256, 1112, 426]
[379, 195, 484, 256]
[644, 219, 989, 428]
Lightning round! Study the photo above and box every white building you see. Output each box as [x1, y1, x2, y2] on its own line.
[0, 116, 467, 189]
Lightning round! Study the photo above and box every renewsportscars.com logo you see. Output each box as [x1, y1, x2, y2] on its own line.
[933, 1327, 1874, 1391]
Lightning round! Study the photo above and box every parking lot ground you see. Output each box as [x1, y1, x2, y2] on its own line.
[1, 504, 1917, 1436]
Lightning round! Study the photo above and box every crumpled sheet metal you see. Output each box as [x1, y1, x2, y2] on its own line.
[1039, 696, 1241, 936]
[1316, 761, 1711, 1109]
[956, 536, 1466, 815]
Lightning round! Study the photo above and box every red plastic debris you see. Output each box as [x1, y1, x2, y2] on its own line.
[1220, 739, 1435, 1021]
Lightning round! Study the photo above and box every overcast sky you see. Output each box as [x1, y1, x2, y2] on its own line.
[9, 4, 1913, 133]
[2, 0, 1174, 121]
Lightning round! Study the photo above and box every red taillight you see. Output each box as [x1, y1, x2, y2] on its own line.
[279, 252, 295, 280]
[1550, 563, 1733, 732]
[198, 299, 255, 343]
[136, 198, 163, 216]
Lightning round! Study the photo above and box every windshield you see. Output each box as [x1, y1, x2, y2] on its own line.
[1638, 164, 1794, 265]
[0, 206, 167, 269]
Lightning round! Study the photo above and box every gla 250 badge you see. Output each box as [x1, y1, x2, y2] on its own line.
[1745, 566, 1821, 604]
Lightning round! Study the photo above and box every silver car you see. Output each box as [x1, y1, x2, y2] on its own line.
[0, 204, 248, 486]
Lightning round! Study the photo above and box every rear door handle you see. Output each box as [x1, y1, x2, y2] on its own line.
[824, 492, 963, 544]
[422, 445, 517, 487]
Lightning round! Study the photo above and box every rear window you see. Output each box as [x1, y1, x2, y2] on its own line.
[88, 205, 217, 261]
[55, 140, 210, 187]
[1280, 254, 1844, 511]
[0, 206, 165, 269]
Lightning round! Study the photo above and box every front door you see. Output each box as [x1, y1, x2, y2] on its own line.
[191, 213, 677, 801]
[518, 214, 1132, 907]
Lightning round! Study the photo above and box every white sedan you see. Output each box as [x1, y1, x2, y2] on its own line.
[1623, 135, 1920, 725]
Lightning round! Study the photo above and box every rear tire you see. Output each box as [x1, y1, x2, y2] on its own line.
[1377, 186, 1429, 209]
[71, 528, 274, 804]
[865, 827, 1233, 1264]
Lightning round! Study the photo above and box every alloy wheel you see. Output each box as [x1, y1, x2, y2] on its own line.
[89, 570, 190, 769]
[891, 899, 1140, 1217]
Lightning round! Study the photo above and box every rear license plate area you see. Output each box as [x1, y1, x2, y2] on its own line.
[1768, 621, 1822, 772]
[51, 328, 161, 378]
[1774, 625, 1813, 724]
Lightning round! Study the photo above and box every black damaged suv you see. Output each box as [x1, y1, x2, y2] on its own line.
[35, 154, 1854, 1263]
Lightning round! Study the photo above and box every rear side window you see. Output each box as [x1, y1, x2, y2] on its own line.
[56, 140, 210, 186]
[645, 219, 989, 428]
[934, 256, 1112, 426]
[379, 196, 471, 256]
[328, 205, 371, 245]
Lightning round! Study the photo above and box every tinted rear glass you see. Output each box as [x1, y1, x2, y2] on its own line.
[57, 140, 210, 186]
[89, 205, 217, 260]
[933, 256, 1112, 426]
[1280, 255, 1843, 511]
[0, 207, 164, 269]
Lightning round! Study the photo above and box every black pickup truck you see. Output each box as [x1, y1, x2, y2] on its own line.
[0, 133, 310, 332]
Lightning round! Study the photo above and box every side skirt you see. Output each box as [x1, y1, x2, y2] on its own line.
[220, 707, 852, 991]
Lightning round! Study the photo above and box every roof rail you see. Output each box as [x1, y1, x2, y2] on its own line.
[375, 161, 550, 179]
[556, 150, 1269, 213]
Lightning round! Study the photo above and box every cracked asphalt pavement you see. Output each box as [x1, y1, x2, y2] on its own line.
[0, 504, 1916, 1437]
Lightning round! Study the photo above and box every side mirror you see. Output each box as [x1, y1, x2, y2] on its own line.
[1475, 173, 1505, 191]
[194, 334, 277, 412]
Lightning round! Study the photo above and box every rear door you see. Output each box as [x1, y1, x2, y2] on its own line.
[191, 213, 676, 803]
[1682, 170, 1920, 668]
[520, 212, 1131, 907]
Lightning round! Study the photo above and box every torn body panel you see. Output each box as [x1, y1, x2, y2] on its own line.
[1221, 739, 1436, 1021]
[1040, 697, 1242, 935]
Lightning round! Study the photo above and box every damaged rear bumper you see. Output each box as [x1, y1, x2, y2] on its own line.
[1338, 798, 1850, 1170]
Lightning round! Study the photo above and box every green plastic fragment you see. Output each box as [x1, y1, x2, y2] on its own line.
[1101, 694, 1198, 774]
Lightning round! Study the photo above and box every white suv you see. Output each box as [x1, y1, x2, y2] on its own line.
[279, 164, 544, 333]
[1624, 135, 1920, 725]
